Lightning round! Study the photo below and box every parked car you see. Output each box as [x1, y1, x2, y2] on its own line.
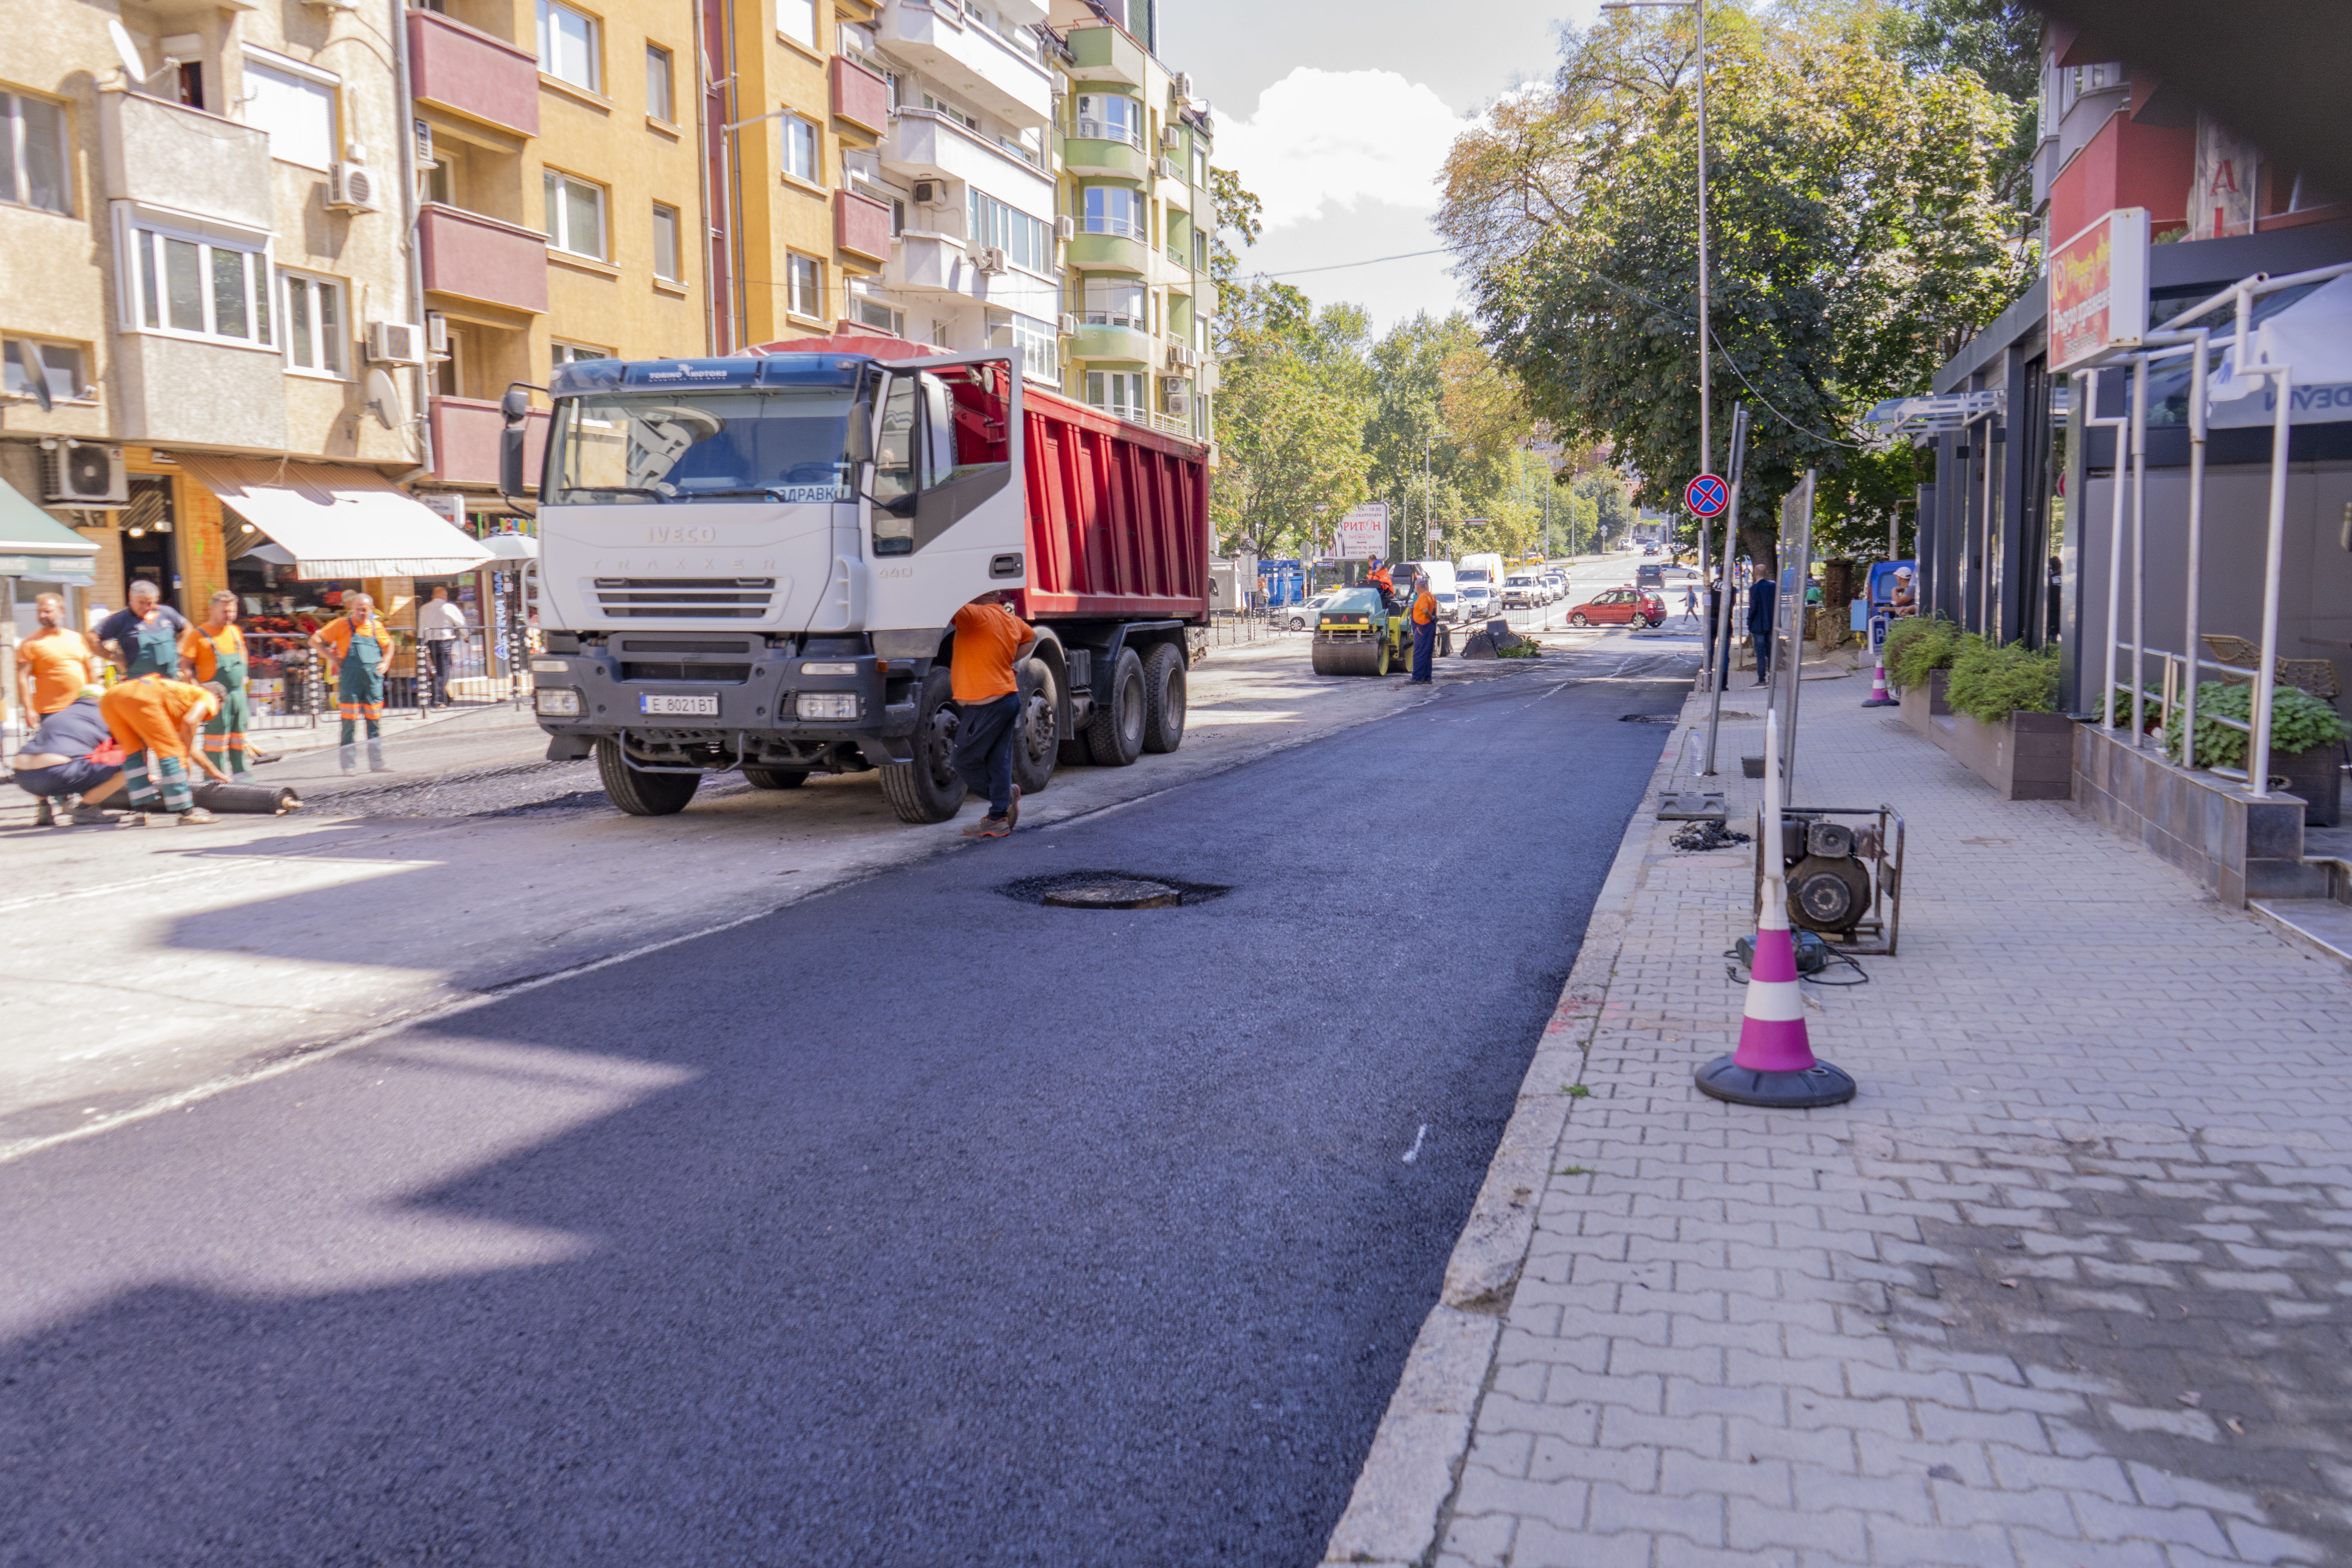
[1457, 582, 1498, 620]
[1284, 591, 1343, 631]
[1433, 590, 1463, 623]
[1566, 587, 1668, 628]
[1541, 570, 1567, 602]
[1501, 574, 1541, 609]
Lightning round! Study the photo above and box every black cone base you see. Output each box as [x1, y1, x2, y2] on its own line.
[1695, 1054, 1858, 1108]
[1861, 696, 1897, 708]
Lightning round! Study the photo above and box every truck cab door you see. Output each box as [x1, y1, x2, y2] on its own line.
[864, 348, 1024, 644]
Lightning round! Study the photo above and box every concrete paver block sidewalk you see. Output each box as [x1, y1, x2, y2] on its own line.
[1330, 668, 2352, 1568]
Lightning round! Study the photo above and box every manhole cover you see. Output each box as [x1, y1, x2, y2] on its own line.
[1043, 877, 1183, 909]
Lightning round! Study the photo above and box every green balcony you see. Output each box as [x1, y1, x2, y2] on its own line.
[1062, 136, 1145, 178]
[1067, 230, 1148, 274]
[1072, 323, 1152, 365]
[1066, 22, 1144, 86]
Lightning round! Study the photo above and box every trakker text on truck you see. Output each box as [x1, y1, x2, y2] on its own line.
[502, 338, 1210, 823]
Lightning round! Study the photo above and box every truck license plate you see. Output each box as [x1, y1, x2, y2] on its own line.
[639, 693, 719, 717]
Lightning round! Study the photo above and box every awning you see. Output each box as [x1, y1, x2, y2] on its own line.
[174, 456, 494, 580]
[2206, 274, 2352, 427]
[0, 477, 100, 581]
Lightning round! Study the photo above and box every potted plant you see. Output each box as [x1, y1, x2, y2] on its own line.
[2165, 682, 2350, 826]
[1930, 637, 2071, 799]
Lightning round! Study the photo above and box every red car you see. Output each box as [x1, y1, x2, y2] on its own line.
[1566, 587, 1666, 628]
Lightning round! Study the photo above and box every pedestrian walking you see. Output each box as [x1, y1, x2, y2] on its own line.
[9, 689, 125, 826]
[1681, 584, 1699, 626]
[946, 591, 1035, 838]
[1747, 570, 1779, 686]
[1408, 573, 1438, 683]
[94, 580, 190, 680]
[417, 585, 466, 706]
[180, 591, 256, 776]
[313, 592, 397, 775]
[98, 674, 226, 824]
[15, 592, 102, 724]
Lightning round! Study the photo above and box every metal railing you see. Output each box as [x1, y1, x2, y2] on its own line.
[240, 626, 534, 731]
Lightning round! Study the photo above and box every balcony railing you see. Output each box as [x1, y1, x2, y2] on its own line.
[419, 204, 549, 314]
[836, 189, 893, 263]
[1073, 117, 1142, 150]
[408, 10, 541, 137]
[431, 396, 546, 487]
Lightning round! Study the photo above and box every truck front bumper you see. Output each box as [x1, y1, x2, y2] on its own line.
[530, 648, 922, 766]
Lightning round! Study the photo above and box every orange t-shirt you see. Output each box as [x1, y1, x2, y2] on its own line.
[20, 627, 96, 715]
[317, 615, 394, 666]
[1412, 590, 1437, 625]
[100, 676, 216, 759]
[180, 623, 247, 681]
[948, 602, 1033, 703]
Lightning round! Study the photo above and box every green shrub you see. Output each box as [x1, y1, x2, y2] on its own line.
[1945, 639, 2060, 723]
[1883, 615, 1959, 691]
[2162, 681, 2351, 768]
[2102, 686, 2167, 730]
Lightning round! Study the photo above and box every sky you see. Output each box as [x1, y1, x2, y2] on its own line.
[1159, 0, 1605, 331]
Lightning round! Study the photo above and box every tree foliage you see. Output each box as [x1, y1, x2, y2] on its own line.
[1209, 279, 1375, 559]
[1440, 2, 2033, 565]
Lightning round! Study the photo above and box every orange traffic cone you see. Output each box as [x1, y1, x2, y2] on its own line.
[1696, 711, 1858, 1108]
[1862, 632, 1896, 708]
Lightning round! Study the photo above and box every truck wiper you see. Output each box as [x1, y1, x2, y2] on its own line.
[671, 486, 810, 500]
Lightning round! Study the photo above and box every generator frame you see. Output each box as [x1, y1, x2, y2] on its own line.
[1751, 803, 1906, 956]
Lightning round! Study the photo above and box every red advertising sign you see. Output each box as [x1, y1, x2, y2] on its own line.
[2049, 208, 2150, 371]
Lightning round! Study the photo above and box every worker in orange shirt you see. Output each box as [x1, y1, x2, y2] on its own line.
[312, 592, 397, 775]
[947, 590, 1036, 838]
[15, 592, 102, 724]
[180, 590, 257, 776]
[98, 673, 227, 824]
[1408, 572, 1439, 683]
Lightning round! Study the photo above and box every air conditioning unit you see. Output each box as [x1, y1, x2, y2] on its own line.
[1167, 343, 1198, 370]
[1155, 156, 1180, 182]
[365, 321, 426, 365]
[1058, 313, 1079, 336]
[42, 439, 129, 506]
[425, 312, 450, 358]
[1166, 389, 1191, 417]
[1173, 72, 1194, 103]
[1054, 213, 1075, 241]
[975, 246, 1008, 275]
[911, 179, 946, 206]
[1160, 125, 1181, 152]
[326, 161, 380, 212]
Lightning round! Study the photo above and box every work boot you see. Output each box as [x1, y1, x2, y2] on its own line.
[339, 742, 359, 775]
[32, 797, 56, 828]
[71, 804, 115, 826]
[962, 815, 1011, 838]
[367, 738, 393, 773]
[176, 807, 219, 825]
[1005, 783, 1021, 831]
[118, 811, 152, 828]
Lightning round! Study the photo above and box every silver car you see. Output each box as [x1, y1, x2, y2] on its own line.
[1457, 582, 1497, 620]
[1282, 591, 1342, 631]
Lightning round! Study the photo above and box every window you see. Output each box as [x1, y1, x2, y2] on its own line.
[993, 311, 1057, 383]
[1191, 147, 1206, 189]
[241, 53, 339, 170]
[3, 339, 86, 402]
[645, 44, 673, 121]
[967, 188, 1050, 273]
[279, 270, 344, 375]
[921, 94, 980, 134]
[1081, 278, 1143, 328]
[536, 0, 600, 92]
[125, 222, 271, 346]
[1192, 228, 1207, 270]
[1080, 184, 1143, 240]
[0, 91, 69, 214]
[1085, 370, 1145, 419]
[552, 340, 610, 367]
[778, 0, 815, 46]
[837, 22, 877, 64]
[787, 253, 822, 319]
[651, 202, 682, 281]
[1075, 94, 1139, 148]
[543, 169, 607, 259]
[852, 292, 903, 335]
[783, 113, 820, 182]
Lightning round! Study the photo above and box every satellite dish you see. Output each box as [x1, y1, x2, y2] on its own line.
[365, 367, 403, 430]
[108, 20, 154, 84]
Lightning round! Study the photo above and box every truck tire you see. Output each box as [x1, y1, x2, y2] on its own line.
[1013, 657, 1059, 795]
[1085, 646, 1145, 766]
[597, 737, 702, 816]
[1141, 642, 1185, 753]
[878, 668, 966, 823]
[742, 766, 807, 790]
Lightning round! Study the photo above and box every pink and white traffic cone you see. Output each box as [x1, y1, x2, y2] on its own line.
[1861, 638, 1896, 708]
[1696, 711, 1857, 1108]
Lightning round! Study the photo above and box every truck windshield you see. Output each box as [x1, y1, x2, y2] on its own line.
[547, 388, 857, 504]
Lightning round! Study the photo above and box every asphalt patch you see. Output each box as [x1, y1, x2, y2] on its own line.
[998, 869, 1233, 908]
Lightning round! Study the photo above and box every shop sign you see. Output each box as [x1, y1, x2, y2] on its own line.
[1334, 501, 1388, 560]
[2049, 208, 2150, 371]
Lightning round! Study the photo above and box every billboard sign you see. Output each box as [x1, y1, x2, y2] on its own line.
[2049, 207, 2150, 371]
[1334, 501, 1389, 559]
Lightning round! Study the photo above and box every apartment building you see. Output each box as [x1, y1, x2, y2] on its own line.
[1, 0, 487, 717]
[1047, 0, 1212, 441]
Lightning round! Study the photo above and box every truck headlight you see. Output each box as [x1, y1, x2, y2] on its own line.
[536, 688, 583, 717]
[530, 658, 567, 674]
[800, 661, 859, 675]
[796, 692, 859, 720]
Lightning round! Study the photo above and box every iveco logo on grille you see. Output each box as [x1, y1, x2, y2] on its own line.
[648, 525, 718, 544]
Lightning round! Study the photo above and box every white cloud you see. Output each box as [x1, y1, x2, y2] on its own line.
[1217, 68, 1468, 230]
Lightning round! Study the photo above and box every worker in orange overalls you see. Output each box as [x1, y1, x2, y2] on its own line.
[1408, 573, 1439, 683]
[98, 673, 227, 824]
[313, 592, 397, 775]
[180, 590, 256, 776]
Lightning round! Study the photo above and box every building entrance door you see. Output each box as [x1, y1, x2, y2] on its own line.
[119, 476, 179, 610]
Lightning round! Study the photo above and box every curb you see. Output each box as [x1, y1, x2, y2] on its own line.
[1319, 697, 1695, 1567]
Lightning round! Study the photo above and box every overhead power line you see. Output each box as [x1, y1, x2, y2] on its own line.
[1250, 247, 1454, 279]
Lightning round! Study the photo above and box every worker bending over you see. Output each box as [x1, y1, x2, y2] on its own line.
[99, 674, 228, 824]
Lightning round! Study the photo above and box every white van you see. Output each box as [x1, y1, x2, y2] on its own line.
[1457, 552, 1505, 591]
[1398, 559, 1457, 596]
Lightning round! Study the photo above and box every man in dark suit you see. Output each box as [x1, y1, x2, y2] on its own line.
[1747, 571, 1779, 686]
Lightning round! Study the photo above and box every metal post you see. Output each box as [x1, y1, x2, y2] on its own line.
[2179, 330, 2209, 768]
[2249, 364, 2292, 798]
[2082, 369, 2129, 730]
[1700, 402, 1747, 775]
[2128, 356, 2149, 742]
[1694, 0, 1709, 487]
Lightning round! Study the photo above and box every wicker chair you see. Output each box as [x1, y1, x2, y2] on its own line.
[2200, 634, 2344, 700]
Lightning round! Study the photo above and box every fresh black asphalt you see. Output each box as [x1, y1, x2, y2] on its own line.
[0, 649, 1687, 1568]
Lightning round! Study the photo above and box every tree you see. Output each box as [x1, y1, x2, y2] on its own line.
[1439, 3, 2032, 565]
[1210, 281, 1375, 559]
[1880, 0, 2042, 209]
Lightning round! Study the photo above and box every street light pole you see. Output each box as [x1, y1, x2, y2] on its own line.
[1604, 0, 1708, 487]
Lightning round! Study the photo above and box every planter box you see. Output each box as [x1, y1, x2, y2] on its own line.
[2276, 744, 2344, 828]
[2074, 723, 2331, 906]
[1901, 670, 2072, 799]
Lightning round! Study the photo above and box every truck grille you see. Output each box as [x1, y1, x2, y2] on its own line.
[620, 662, 753, 683]
[593, 578, 775, 619]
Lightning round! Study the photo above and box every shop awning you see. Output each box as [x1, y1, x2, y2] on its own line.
[2207, 273, 2352, 427]
[175, 456, 493, 580]
[0, 477, 100, 581]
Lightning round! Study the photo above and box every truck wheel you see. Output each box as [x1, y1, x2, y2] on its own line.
[597, 738, 702, 816]
[742, 766, 807, 790]
[1014, 657, 1059, 795]
[1142, 642, 1186, 753]
[878, 668, 965, 823]
[1085, 646, 1145, 766]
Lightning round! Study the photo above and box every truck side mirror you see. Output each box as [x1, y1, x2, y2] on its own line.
[501, 387, 532, 423]
[499, 385, 537, 505]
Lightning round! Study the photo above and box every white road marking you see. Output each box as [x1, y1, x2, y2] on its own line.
[1401, 1123, 1428, 1164]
